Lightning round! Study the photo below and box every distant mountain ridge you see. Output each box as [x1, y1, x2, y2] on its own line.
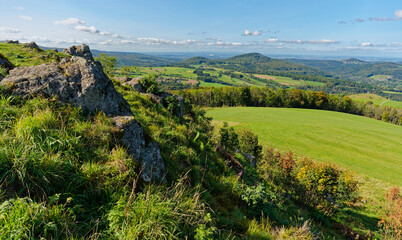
[286, 58, 402, 81]
[178, 53, 326, 76]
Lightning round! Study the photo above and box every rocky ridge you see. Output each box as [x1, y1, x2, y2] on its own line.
[0, 43, 166, 182]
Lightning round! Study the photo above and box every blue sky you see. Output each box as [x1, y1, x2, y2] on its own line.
[1, 0, 402, 57]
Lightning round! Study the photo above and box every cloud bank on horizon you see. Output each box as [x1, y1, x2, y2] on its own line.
[1, 0, 402, 57]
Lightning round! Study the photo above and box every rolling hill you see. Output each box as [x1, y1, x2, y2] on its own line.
[207, 107, 402, 185]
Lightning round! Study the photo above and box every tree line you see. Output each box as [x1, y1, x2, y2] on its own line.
[177, 87, 402, 125]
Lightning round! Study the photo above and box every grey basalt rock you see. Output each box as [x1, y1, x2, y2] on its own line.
[5, 40, 19, 44]
[23, 42, 41, 51]
[125, 79, 184, 118]
[113, 116, 166, 182]
[1, 48, 132, 116]
[63, 44, 94, 61]
[0, 54, 15, 72]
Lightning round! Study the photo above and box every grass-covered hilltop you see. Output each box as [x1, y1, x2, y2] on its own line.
[0, 42, 401, 239]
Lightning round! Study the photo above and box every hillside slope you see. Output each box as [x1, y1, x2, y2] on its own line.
[207, 107, 402, 185]
[0, 42, 399, 239]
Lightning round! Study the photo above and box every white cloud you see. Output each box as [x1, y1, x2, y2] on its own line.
[306, 39, 339, 44]
[54, 18, 85, 26]
[283, 39, 303, 44]
[279, 39, 339, 44]
[0, 27, 20, 33]
[355, 18, 365, 23]
[13, 6, 24, 10]
[360, 42, 373, 47]
[242, 29, 261, 36]
[19, 15, 33, 21]
[395, 10, 402, 19]
[120, 40, 136, 45]
[206, 37, 221, 42]
[99, 31, 121, 38]
[74, 25, 99, 34]
[265, 38, 278, 43]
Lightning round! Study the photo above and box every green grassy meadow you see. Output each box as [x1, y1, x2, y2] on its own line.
[207, 107, 402, 186]
[349, 93, 402, 108]
[253, 74, 325, 87]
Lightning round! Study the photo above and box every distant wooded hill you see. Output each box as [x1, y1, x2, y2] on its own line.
[286, 58, 402, 81]
[91, 50, 180, 67]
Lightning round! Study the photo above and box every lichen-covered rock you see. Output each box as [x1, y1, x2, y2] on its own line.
[1, 51, 132, 116]
[159, 92, 184, 119]
[124, 77, 145, 93]
[0, 54, 15, 72]
[141, 141, 165, 182]
[23, 42, 41, 51]
[113, 116, 166, 182]
[5, 40, 19, 44]
[63, 44, 94, 61]
[125, 79, 184, 118]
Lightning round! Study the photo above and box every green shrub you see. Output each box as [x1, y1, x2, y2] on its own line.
[140, 74, 160, 94]
[295, 158, 359, 212]
[219, 122, 239, 151]
[238, 128, 262, 159]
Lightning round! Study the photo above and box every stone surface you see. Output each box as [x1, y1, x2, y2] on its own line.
[244, 153, 256, 168]
[125, 79, 184, 118]
[124, 77, 145, 93]
[23, 42, 41, 51]
[113, 116, 166, 182]
[0, 54, 15, 72]
[141, 141, 165, 182]
[159, 91, 184, 119]
[5, 40, 19, 44]
[63, 44, 94, 61]
[1, 49, 132, 116]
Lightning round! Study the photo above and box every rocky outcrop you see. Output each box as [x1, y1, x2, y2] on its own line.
[116, 77, 145, 93]
[0, 54, 15, 72]
[63, 44, 94, 61]
[0, 54, 15, 80]
[120, 78, 184, 118]
[23, 41, 41, 51]
[0, 44, 166, 182]
[113, 116, 166, 182]
[5, 40, 19, 44]
[1, 48, 132, 116]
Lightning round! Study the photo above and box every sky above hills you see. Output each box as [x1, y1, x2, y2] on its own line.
[1, 0, 402, 58]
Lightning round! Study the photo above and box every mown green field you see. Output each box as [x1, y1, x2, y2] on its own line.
[349, 93, 402, 108]
[369, 74, 392, 81]
[253, 74, 325, 87]
[207, 107, 402, 185]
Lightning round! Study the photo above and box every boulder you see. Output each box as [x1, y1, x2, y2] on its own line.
[125, 79, 184, 118]
[63, 44, 94, 61]
[113, 116, 166, 182]
[159, 92, 184, 119]
[1, 49, 132, 116]
[23, 42, 41, 51]
[124, 77, 145, 93]
[244, 153, 256, 168]
[0, 54, 15, 72]
[116, 77, 145, 93]
[5, 40, 19, 44]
